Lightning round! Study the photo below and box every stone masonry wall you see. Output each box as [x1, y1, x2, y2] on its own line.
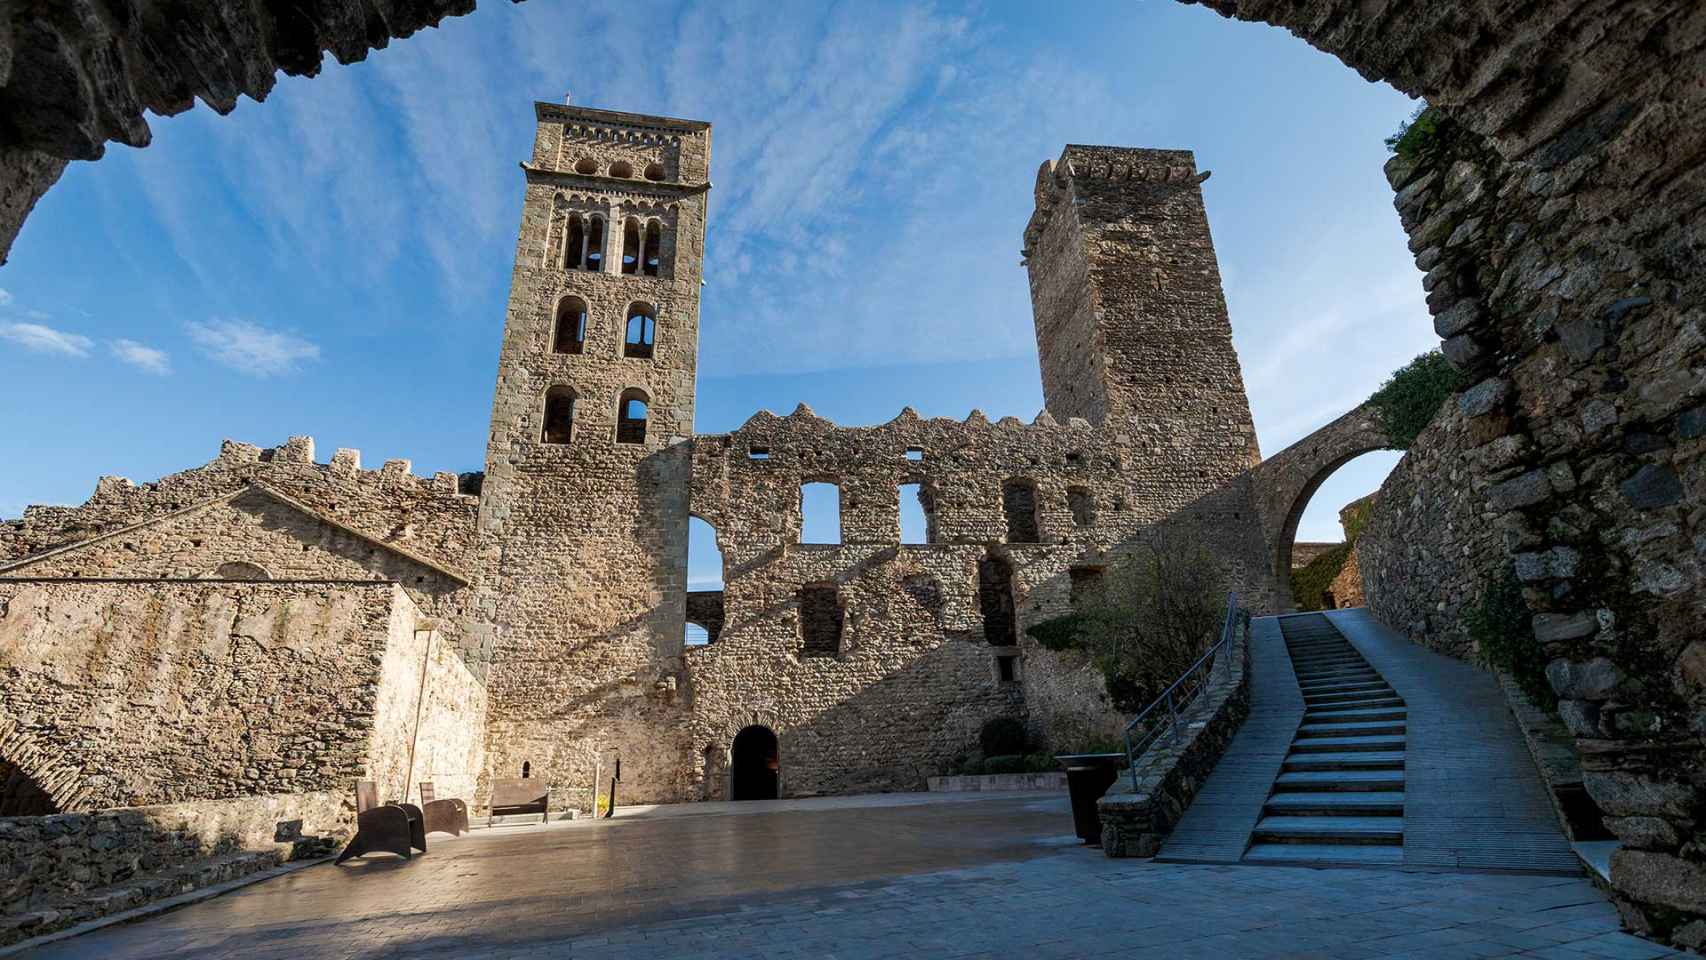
[1360, 399, 1503, 661]
[0, 580, 421, 809]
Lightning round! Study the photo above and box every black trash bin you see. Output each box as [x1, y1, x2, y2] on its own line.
[1056, 752, 1125, 846]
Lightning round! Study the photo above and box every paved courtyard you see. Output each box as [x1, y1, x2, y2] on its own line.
[16, 792, 1680, 960]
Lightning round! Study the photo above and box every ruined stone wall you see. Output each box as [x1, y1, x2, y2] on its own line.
[0, 580, 431, 810]
[1179, 0, 1706, 939]
[475, 104, 711, 809]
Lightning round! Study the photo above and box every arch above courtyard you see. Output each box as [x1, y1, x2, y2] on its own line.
[0, 717, 94, 815]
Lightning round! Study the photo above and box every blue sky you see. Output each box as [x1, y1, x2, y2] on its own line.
[0, 0, 1431, 590]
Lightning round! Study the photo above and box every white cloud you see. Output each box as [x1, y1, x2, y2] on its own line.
[184, 319, 320, 376]
[0, 288, 12, 306]
[111, 339, 172, 375]
[0, 321, 94, 357]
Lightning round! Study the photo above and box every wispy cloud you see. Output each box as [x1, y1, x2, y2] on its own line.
[185, 319, 319, 376]
[0, 288, 12, 306]
[111, 339, 172, 375]
[0, 321, 94, 357]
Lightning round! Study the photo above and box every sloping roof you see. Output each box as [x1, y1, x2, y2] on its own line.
[0, 483, 471, 586]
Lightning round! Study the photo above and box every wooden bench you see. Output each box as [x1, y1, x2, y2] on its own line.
[419, 781, 469, 837]
[489, 778, 549, 823]
[335, 781, 426, 864]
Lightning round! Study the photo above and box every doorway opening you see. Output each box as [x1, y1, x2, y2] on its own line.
[730, 725, 779, 801]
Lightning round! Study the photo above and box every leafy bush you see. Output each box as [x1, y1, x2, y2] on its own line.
[1023, 531, 1228, 714]
[1368, 350, 1465, 449]
[978, 716, 1029, 757]
[1385, 105, 1442, 159]
[1466, 574, 1553, 710]
[1290, 542, 1353, 612]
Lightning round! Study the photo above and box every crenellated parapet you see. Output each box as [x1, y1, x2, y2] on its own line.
[0, 436, 480, 574]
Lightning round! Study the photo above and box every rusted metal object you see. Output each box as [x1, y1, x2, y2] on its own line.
[335, 781, 426, 864]
[490, 778, 549, 823]
[418, 781, 469, 837]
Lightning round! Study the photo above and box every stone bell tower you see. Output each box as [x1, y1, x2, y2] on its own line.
[1022, 145, 1260, 474]
[474, 102, 711, 804]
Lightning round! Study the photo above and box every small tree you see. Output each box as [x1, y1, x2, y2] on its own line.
[1032, 531, 1229, 713]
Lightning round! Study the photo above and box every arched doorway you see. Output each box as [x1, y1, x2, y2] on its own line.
[730, 725, 779, 801]
[0, 757, 58, 817]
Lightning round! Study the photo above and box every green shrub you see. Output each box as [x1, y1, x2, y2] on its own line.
[1290, 542, 1353, 612]
[978, 716, 1029, 757]
[1466, 574, 1553, 710]
[1385, 105, 1441, 159]
[1368, 350, 1465, 449]
[1025, 613, 1087, 651]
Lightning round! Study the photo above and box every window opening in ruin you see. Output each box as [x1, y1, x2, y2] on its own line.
[584, 216, 606, 271]
[642, 220, 662, 276]
[898, 482, 930, 545]
[616, 389, 648, 444]
[730, 725, 779, 801]
[624, 304, 656, 359]
[521, 761, 531, 778]
[904, 446, 924, 461]
[1067, 486, 1096, 526]
[564, 215, 585, 270]
[574, 157, 597, 175]
[685, 623, 711, 646]
[0, 758, 58, 817]
[542, 386, 577, 444]
[1002, 478, 1041, 543]
[621, 218, 641, 274]
[748, 447, 771, 460]
[1069, 566, 1106, 608]
[977, 551, 1017, 646]
[211, 561, 271, 580]
[553, 296, 588, 354]
[996, 654, 1018, 683]
[799, 482, 841, 544]
[644, 162, 666, 182]
[798, 583, 844, 657]
[685, 516, 726, 647]
[610, 160, 635, 178]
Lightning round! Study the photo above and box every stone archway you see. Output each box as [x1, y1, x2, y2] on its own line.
[0, 718, 93, 815]
[730, 725, 779, 801]
[1248, 404, 1392, 609]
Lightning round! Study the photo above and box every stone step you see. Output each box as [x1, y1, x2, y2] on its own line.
[1302, 706, 1405, 723]
[1275, 769, 1405, 792]
[1304, 688, 1397, 705]
[1299, 680, 1390, 696]
[1307, 696, 1404, 713]
[1243, 843, 1405, 866]
[1282, 751, 1406, 772]
[1290, 654, 1364, 666]
[1296, 667, 1381, 682]
[1264, 791, 1405, 816]
[1251, 816, 1404, 845]
[1296, 720, 1406, 738]
[1289, 734, 1406, 753]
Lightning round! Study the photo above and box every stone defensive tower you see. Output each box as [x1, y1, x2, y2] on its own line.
[1022, 146, 1260, 473]
[474, 102, 711, 801]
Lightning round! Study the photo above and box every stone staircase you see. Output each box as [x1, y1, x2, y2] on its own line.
[1243, 613, 1407, 865]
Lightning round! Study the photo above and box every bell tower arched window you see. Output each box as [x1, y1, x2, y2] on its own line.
[563, 215, 585, 270]
[616, 388, 649, 444]
[621, 218, 641, 275]
[542, 386, 576, 444]
[624, 303, 656, 359]
[584, 215, 606, 272]
[642, 220, 662, 276]
[553, 296, 588, 354]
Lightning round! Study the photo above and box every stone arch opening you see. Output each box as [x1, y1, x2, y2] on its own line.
[0, 756, 58, 817]
[615, 388, 649, 444]
[1278, 449, 1395, 611]
[542, 386, 577, 444]
[730, 725, 779, 801]
[624, 303, 656, 359]
[208, 561, 271, 580]
[553, 296, 588, 354]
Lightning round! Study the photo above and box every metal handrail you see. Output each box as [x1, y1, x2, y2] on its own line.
[1121, 592, 1241, 789]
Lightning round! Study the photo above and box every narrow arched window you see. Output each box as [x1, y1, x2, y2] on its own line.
[621, 218, 641, 274]
[642, 220, 663, 276]
[542, 386, 576, 444]
[624, 303, 656, 359]
[616, 388, 649, 444]
[563, 214, 585, 270]
[584, 216, 606, 272]
[553, 296, 587, 354]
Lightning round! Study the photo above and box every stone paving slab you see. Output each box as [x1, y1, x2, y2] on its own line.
[13, 792, 1678, 960]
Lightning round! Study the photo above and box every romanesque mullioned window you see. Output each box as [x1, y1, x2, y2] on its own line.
[616, 388, 649, 444]
[624, 303, 656, 359]
[798, 583, 843, 657]
[1067, 486, 1096, 526]
[621, 219, 642, 274]
[543, 386, 577, 444]
[977, 551, 1017, 646]
[564, 214, 606, 272]
[642, 220, 662, 276]
[554, 296, 588, 354]
[1002, 478, 1041, 543]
